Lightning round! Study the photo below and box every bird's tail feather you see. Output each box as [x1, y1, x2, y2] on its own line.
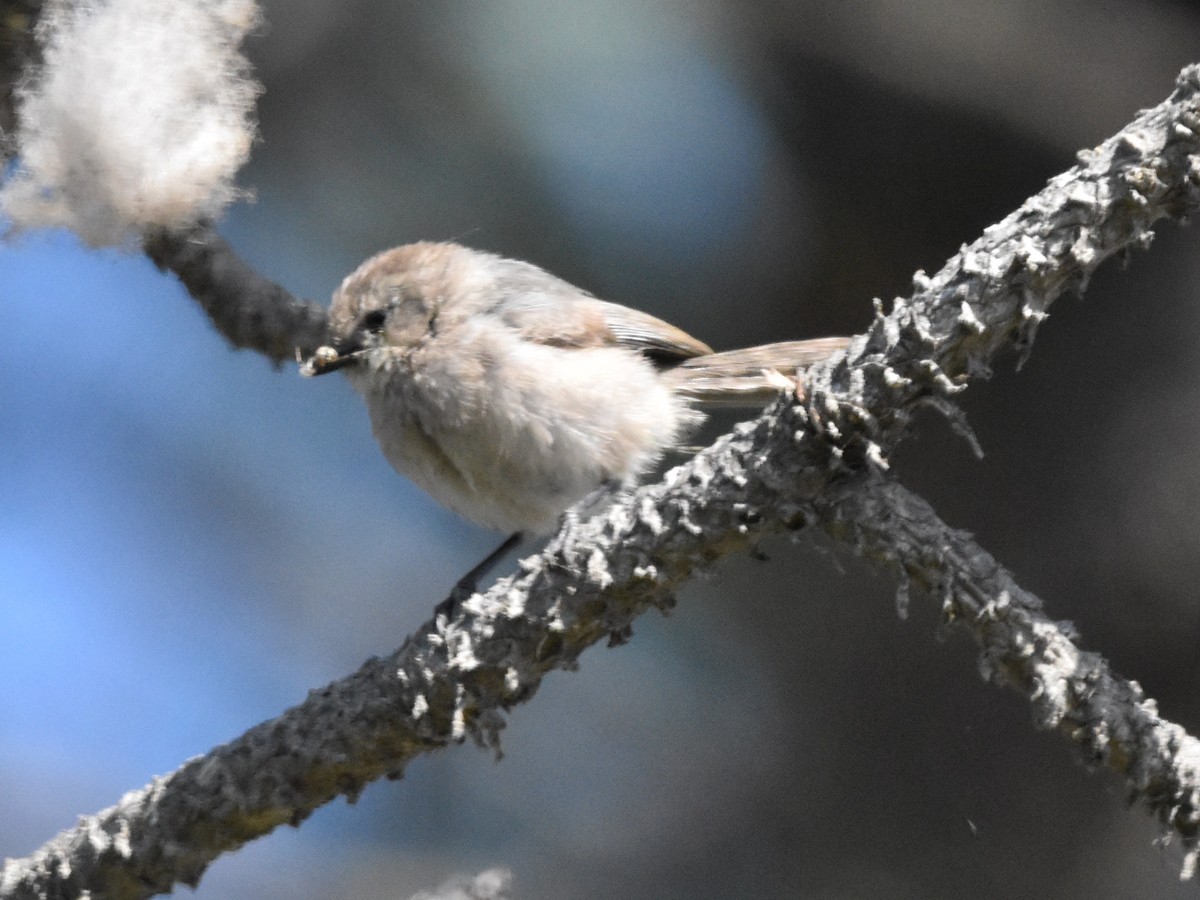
[664, 336, 851, 406]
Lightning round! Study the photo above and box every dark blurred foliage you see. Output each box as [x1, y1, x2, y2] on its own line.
[4, 1, 1200, 897]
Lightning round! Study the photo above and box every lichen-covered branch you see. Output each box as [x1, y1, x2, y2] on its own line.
[819, 475, 1200, 869]
[4, 61, 1200, 900]
[0, 402, 818, 900]
[802, 66, 1200, 468]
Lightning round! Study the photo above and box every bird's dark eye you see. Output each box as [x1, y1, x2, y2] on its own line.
[360, 309, 388, 333]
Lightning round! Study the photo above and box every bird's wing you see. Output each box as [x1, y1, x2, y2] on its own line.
[591, 300, 714, 363]
[493, 282, 713, 366]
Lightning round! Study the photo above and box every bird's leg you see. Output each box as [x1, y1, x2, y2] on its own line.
[437, 531, 524, 618]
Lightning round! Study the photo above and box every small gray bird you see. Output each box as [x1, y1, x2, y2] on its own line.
[303, 242, 848, 588]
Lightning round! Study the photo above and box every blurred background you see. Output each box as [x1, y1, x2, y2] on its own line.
[4, 0, 1200, 896]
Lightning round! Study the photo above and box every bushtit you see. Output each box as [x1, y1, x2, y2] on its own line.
[303, 242, 848, 588]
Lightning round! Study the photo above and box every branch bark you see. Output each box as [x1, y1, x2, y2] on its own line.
[143, 222, 331, 363]
[818, 476, 1200, 870]
[4, 62, 1200, 900]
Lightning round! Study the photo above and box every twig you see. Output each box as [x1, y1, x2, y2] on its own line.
[819, 475, 1200, 868]
[143, 222, 330, 364]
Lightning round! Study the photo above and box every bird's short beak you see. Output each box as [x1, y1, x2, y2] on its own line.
[299, 334, 365, 377]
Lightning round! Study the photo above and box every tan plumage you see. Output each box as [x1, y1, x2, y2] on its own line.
[664, 337, 853, 405]
[307, 242, 849, 534]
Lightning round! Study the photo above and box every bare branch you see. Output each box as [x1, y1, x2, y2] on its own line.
[803, 66, 1200, 469]
[4, 59, 1200, 900]
[143, 221, 330, 363]
[818, 475, 1200, 863]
